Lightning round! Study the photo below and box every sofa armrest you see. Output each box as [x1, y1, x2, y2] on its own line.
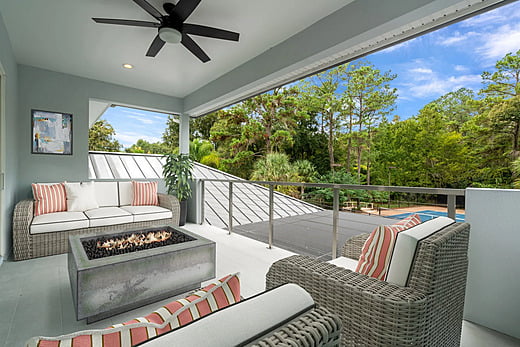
[13, 199, 34, 261]
[158, 193, 180, 226]
[341, 232, 370, 260]
[266, 255, 428, 345]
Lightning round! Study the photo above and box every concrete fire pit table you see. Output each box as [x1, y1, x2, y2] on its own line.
[67, 226, 216, 323]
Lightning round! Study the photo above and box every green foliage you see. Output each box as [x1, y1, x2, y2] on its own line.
[162, 115, 179, 152]
[89, 120, 122, 152]
[163, 153, 194, 201]
[125, 139, 169, 154]
[200, 152, 220, 168]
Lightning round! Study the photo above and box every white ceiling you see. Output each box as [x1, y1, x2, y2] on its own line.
[0, 0, 350, 98]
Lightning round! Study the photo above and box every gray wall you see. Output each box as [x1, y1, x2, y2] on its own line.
[0, 12, 18, 260]
[465, 188, 520, 339]
[17, 65, 183, 199]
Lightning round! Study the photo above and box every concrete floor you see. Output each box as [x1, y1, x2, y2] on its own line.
[0, 223, 518, 346]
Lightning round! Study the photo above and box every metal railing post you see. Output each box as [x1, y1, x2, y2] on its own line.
[447, 194, 456, 220]
[200, 180, 205, 224]
[228, 182, 233, 235]
[332, 188, 339, 259]
[268, 185, 274, 249]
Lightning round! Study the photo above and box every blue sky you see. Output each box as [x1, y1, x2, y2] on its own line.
[101, 1, 520, 148]
[100, 106, 172, 148]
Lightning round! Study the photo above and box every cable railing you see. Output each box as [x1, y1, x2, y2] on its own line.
[196, 178, 466, 259]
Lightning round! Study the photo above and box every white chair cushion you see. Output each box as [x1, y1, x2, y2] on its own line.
[92, 181, 119, 207]
[140, 283, 314, 346]
[386, 216, 455, 286]
[118, 181, 133, 206]
[63, 182, 99, 212]
[84, 207, 133, 227]
[120, 206, 172, 222]
[30, 212, 88, 234]
[327, 256, 358, 271]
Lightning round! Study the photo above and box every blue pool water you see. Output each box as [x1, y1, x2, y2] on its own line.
[389, 210, 465, 223]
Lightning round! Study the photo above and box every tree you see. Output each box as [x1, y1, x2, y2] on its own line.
[301, 65, 347, 170]
[488, 96, 520, 160]
[429, 88, 479, 132]
[243, 86, 303, 154]
[481, 49, 520, 99]
[190, 112, 219, 140]
[342, 61, 398, 183]
[250, 153, 302, 197]
[162, 115, 180, 152]
[125, 139, 169, 154]
[89, 120, 121, 152]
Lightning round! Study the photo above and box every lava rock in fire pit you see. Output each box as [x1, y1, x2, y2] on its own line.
[81, 228, 196, 260]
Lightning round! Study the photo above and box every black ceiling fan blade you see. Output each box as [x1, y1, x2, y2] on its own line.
[92, 18, 160, 28]
[181, 34, 210, 63]
[146, 35, 166, 57]
[183, 24, 239, 41]
[172, 0, 202, 22]
[133, 0, 163, 20]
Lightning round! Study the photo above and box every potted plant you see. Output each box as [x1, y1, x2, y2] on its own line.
[163, 153, 194, 226]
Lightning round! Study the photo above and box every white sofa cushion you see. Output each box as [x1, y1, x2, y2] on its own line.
[327, 256, 358, 271]
[30, 212, 89, 234]
[92, 181, 119, 207]
[140, 283, 314, 346]
[386, 216, 455, 286]
[120, 206, 172, 222]
[118, 181, 133, 206]
[84, 207, 133, 227]
[64, 182, 99, 211]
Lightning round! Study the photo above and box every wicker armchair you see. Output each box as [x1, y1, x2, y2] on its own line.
[266, 222, 470, 346]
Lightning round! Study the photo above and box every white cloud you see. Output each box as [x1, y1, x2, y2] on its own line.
[436, 31, 479, 46]
[376, 39, 414, 54]
[476, 23, 520, 63]
[127, 115, 158, 125]
[116, 132, 162, 147]
[409, 67, 433, 74]
[399, 59, 481, 99]
[454, 65, 469, 72]
[461, 2, 520, 28]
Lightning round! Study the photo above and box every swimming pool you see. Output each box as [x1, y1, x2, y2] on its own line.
[388, 210, 465, 223]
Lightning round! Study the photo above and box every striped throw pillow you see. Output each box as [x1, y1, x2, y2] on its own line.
[31, 183, 67, 216]
[355, 214, 421, 280]
[132, 181, 159, 206]
[27, 273, 240, 347]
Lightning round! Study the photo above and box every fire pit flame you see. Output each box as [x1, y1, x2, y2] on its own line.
[96, 230, 172, 251]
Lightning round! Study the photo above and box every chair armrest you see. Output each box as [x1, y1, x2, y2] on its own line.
[13, 199, 34, 260]
[158, 193, 180, 226]
[341, 232, 370, 259]
[266, 255, 428, 345]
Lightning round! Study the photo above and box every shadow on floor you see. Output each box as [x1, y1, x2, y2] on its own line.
[232, 210, 392, 260]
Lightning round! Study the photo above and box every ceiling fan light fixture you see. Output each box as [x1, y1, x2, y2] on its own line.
[159, 27, 182, 44]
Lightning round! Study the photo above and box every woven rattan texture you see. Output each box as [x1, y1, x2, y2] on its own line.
[251, 307, 342, 347]
[266, 223, 470, 346]
[13, 193, 180, 261]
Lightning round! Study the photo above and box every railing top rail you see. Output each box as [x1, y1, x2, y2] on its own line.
[196, 178, 466, 196]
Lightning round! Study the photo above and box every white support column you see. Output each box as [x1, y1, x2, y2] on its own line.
[179, 113, 190, 155]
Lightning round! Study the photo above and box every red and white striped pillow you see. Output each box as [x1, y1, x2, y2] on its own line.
[27, 273, 241, 347]
[355, 214, 421, 280]
[132, 181, 159, 206]
[31, 183, 67, 216]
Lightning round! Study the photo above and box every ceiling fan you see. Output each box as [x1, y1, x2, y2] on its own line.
[93, 0, 240, 63]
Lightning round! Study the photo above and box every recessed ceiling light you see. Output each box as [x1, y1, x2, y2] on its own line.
[122, 63, 134, 69]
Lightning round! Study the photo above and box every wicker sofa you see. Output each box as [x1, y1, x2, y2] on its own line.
[13, 181, 180, 261]
[266, 221, 470, 346]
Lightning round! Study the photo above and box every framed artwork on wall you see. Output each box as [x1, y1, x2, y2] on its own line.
[31, 109, 73, 155]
